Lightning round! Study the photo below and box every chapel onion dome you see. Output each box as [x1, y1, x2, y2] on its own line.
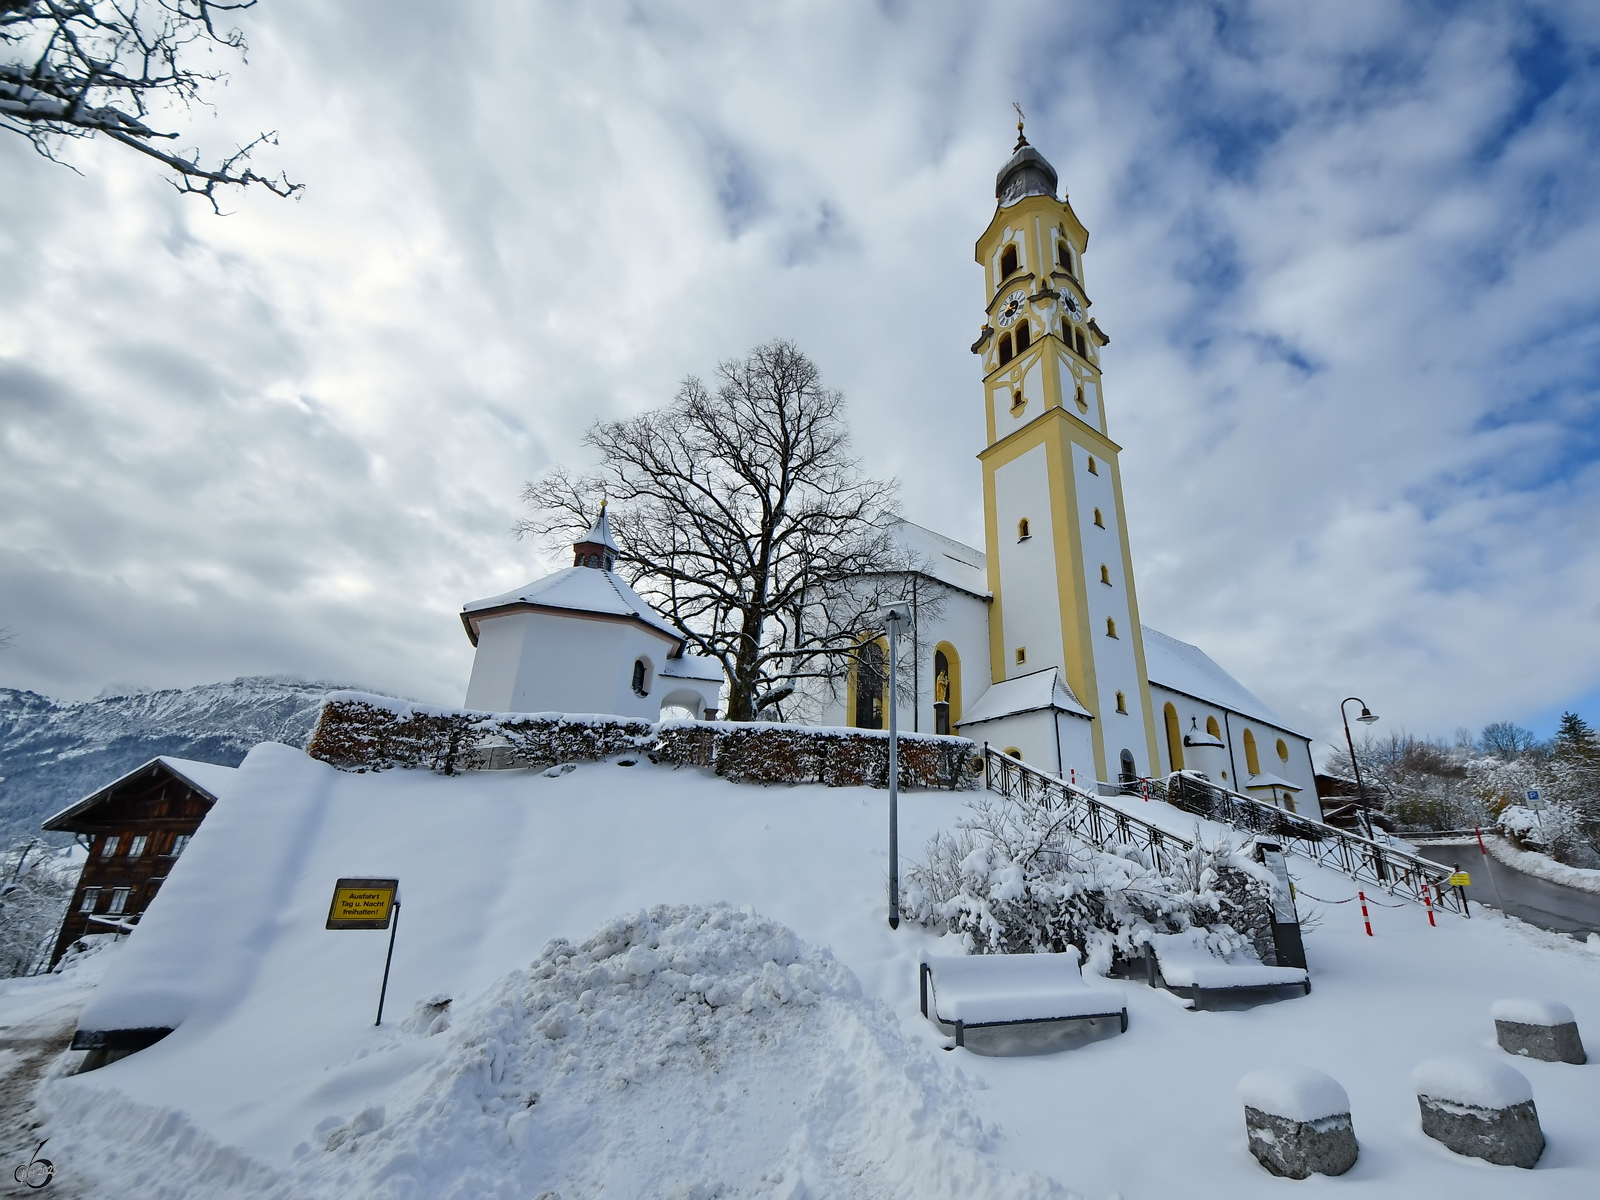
[995, 131, 1059, 207]
[572, 503, 620, 570]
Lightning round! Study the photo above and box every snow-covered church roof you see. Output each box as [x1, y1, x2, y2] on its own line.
[461, 566, 683, 648]
[893, 520, 989, 597]
[1139, 626, 1305, 736]
[956, 667, 1092, 726]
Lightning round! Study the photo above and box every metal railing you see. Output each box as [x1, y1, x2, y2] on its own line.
[983, 746, 1193, 873]
[981, 747, 1467, 916]
[1157, 771, 1466, 915]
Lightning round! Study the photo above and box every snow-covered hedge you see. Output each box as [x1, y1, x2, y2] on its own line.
[902, 793, 1281, 972]
[306, 694, 655, 774]
[307, 694, 979, 789]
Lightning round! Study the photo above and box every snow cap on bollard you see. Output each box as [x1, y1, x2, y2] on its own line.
[1492, 998, 1586, 1065]
[1413, 1055, 1543, 1168]
[1238, 1067, 1357, 1179]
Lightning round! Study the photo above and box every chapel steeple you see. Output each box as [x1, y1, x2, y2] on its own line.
[572, 503, 619, 570]
[995, 107, 1060, 206]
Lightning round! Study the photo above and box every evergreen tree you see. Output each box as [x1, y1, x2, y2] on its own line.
[1553, 712, 1597, 760]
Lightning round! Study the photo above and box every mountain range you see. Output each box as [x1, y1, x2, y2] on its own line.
[0, 676, 363, 846]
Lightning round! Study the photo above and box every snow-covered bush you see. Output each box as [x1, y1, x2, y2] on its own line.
[901, 793, 1280, 971]
[1498, 802, 1600, 869]
[0, 839, 75, 977]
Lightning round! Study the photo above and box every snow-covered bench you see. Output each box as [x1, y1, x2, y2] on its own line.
[919, 950, 1127, 1048]
[1147, 931, 1309, 1005]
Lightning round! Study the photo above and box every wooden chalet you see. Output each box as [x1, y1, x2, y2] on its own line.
[42, 756, 235, 968]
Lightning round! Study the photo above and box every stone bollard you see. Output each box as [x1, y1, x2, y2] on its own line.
[1493, 998, 1586, 1065]
[1413, 1056, 1543, 1168]
[1238, 1067, 1358, 1179]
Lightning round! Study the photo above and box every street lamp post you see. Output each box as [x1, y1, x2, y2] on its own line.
[1340, 697, 1381, 842]
[876, 600, 915, 930]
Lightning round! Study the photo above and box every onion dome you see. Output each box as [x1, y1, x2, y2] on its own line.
[995, 125, 1059, 207]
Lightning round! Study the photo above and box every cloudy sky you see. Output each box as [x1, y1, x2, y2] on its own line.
[2, 0, 1597, 756]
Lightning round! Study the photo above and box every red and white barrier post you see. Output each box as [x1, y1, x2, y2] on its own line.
[1423, 888, 1436, 928]
[1358, 890, 1373, 937]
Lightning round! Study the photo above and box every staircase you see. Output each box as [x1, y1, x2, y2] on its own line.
[981, 745, 1467, 915]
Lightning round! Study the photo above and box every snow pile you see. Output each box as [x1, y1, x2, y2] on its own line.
[1237, 1067, 1350, 1122]
[290, 903, 1069, 1200]
[1498, 805, 1544, 840]
[1491, 998, 1576, 1027]
[1412, 1056, 1534, 1109]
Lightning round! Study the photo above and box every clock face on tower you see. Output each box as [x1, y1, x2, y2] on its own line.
[996, 290, 1027, 328]
[1060, 290, 1083, 320]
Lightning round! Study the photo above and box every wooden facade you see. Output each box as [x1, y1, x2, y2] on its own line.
[42, 757, 233, 968]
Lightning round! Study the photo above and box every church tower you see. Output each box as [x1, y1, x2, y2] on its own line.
[973, 121, 1161, 781]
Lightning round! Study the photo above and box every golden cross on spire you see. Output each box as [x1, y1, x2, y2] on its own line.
[1013, 101, 1028, 148]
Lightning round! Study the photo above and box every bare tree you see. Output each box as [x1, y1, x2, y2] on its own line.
[1, 0, 298, 208]
[519, 339, 916, 722]
[0, 839, 74, 977]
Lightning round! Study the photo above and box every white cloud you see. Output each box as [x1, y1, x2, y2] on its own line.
[1, 0, 1597, 755]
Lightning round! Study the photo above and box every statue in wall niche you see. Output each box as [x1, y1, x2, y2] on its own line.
[934, 671, 950, 704]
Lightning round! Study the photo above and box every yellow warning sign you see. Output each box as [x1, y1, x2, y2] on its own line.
[1447, 872, 1471, 888]
[326, 878, 399, 929]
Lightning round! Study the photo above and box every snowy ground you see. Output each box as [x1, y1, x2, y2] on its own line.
[15, 744, 1600, 1198]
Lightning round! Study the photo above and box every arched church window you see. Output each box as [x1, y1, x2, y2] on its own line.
[1087, 455, 1097, 474]
[1116, 691, 1127, 713]
[1164, 703, 1184, 771]
[998, 332, 1014, 365]
[852, 639, 886, 730]
[1277, 738, 1289, 762]
[933, 644, 958, 735]
[1075, 328, 1087, 357]
[1074, 383, 1087, 411]
[1093, 507, 1104, 527]
[1206, 716, 1221, 739]
[1119, 749, 1136, 783]
[1000, 244, 1019, 279]
[1106, 617, 1118, 638]
[1244, 729, 1261, 776]
[1100, 564, 1111, 585]
[1010, 389, 1025, 413]
[1014, 320, 1031, 353]
[1017, 518, 1031, 541]
[631, 658, 650, 697]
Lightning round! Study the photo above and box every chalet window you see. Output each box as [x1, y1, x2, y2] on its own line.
[997, 332, 1014, 365]
[100, 835, 120, 858]
[129, 835, 149, 858]
[107, 887, 132, 916]
[170, 834, 192, 856]
[1015, 320, 1031, 352]
[79, 887, 100, 914]
[1000, 244, 1018, 279]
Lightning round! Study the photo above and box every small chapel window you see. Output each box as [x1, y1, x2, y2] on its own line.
[998, 332, 1014, 365]
[1277, 738, 1290, 762]
[1087, 455, 1097, 474]
[631, 658, 650, 697]
[1107, 617, 1118, 638]
[1015, 320, 1031, 352]
[1010, 389, 1025, 413]
[1093, 508, 1104, 527]
[1074, 384, 1087, 411]
[1100, 564, 1111, 585]
[1116, 691, 1128, 714]
[1000, 244, 1019, 280]
[1017, 518, 1031, 541]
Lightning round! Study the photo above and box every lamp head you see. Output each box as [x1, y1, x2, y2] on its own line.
[1357, 707, 1379, 725]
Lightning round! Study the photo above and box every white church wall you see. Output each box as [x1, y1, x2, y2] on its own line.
[465, 611, 677, 720]
[1149, 683, 1322, 822]
[993, 443, 1065, 678]
[1062, 352, 1103, 432]
[1070, 442, 1154, 778]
